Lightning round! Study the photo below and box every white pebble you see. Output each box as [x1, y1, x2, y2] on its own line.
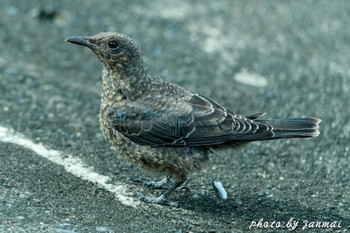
[212, 179, 227, 200]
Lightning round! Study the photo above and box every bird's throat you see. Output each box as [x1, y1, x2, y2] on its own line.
[100, 67, 149, 107]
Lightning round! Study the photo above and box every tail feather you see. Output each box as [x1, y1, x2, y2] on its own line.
[257, 117, 321, 139]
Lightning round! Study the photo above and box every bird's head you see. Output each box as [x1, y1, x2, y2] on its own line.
[66, 32, 142, 73]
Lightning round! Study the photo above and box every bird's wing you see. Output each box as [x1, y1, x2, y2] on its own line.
[106, 93, 274, 146]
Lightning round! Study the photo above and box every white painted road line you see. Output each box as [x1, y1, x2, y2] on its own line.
[0, 126, 138, 207]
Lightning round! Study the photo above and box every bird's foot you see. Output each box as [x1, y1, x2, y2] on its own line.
[129, 175, 169, 189]
[176, 186, 190, 196]
[135, 193, 179, 207]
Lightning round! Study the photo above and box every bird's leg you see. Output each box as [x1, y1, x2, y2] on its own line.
[146, 174, 171, 189]
[135, 177, 186, 207]
[159, 178, 186, 199]
[130, 174, 171, 189]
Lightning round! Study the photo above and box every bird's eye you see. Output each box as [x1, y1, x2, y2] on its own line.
[108, 40, 119, 49]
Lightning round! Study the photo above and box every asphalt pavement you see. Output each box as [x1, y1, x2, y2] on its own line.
[0, 0, 349, 232]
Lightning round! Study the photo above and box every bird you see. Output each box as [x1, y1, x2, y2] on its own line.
[66, 32, 321, 206]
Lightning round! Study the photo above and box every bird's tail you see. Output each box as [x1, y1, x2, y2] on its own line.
[256, 117, 321, 139]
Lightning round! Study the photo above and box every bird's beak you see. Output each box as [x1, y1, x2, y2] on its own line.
[65, 36, 96, 49]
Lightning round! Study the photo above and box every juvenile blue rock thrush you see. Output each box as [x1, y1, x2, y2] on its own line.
[66, 32, 321, 206]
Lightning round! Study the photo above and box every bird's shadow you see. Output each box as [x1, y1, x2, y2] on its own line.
[177, 192, 349, 231]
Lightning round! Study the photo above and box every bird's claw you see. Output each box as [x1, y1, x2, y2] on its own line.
[135, 193, 179, 207]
